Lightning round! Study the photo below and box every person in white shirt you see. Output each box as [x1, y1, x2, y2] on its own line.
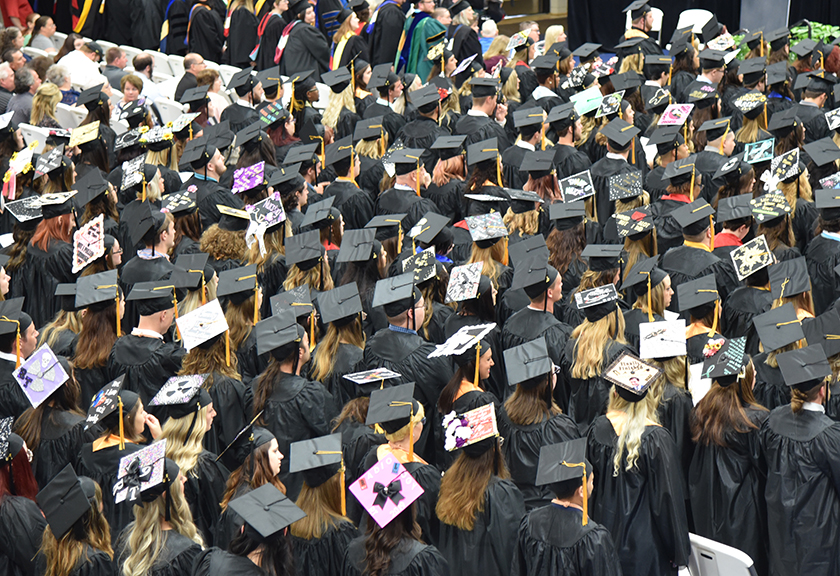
[56, 43, 103, 89]
[132, 53, 162, 102]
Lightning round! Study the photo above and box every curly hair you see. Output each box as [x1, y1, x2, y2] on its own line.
[199, 225, 248, 263]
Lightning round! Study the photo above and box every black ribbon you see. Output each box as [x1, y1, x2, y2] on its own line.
[372, 480, 404, 509]
[112, 459, 153, 503]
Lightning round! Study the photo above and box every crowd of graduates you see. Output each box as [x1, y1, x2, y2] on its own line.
[2, 1, 840, 576]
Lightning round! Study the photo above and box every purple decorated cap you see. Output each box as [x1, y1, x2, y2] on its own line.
[232, 161, 267, 194]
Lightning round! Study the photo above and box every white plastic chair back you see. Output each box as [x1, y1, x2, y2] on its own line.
[55, 103, 83, 129]
[22, 46, 49, 58]
[149, 51, 174, 77]
[687, 533, 758, 576]
[119, 45, 143, 64]
[18, 123, 49, 154]
[218, 64, 240, 87]
[168, 55, 185, 77]
[675, 9, 715, 34]
[154, 97, 186, 124]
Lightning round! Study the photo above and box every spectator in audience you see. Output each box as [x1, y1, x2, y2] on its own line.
[521, 20, 540, 43]
[433, 7, 450, 26]
[102, 47, 129, 88]
[56, 42, 103, 88]
[118, 74, 150, 112]
[46, 64, 79, 105]
[30, 81, 61, 128]
[26, 16, 57, 53]
[479, 20, 498, 54]
[54, 32, 83, 61]
[0, 62, 13, 112]
[21, 12, 38, 44]
[0, 0, 33, 33]
[27, 55, 52, 82]
[132, 52, 162, 101]
[544, 24, 566, 47]
[7, 67, 40, 125]
[196, 68, 227, 122]
[3, 49, 25, 72]
[174, 53, 206, 102]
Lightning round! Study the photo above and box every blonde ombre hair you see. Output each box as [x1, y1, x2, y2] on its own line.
[778, 171, 813, 213]
[608, 392, 657, 475]
[322, 84, 356, 129]
[161, 405, 211, 476]
[570, 311, 626, 379]
[283, 260, 335, 292]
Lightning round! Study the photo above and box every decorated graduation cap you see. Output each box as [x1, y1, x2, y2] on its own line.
[604, 351, 662, 402]
[161, 188, 197, 216]
[768, 257, 810, 300]
[639, 319, 687, 359]
[581, 244, 622, 272]
[401, 249, 436, 284]
[350, 452, 424, 528]
[69, 122, 101, 151]
[430, 323, 495, 385]
[270, 285, 313, 320]
[259, 102, 289, 130]
[149, 373, 212, 423]
[769, 148, 802, 183]
[750, 191, 791, 224]
[595, 90, 624, 118]
[176, 298, 231, 359]
[113, 441, 179, 518]
[712, 154, 747, 184]
[442, 403, 498, 459]
[615, 205, 654, 239]
[536, 438, 592, 525]
[84, 375, 137, 450]
[753, 303, 804, 353]
[803, 308, 840, 358]
[557, 171, 595, 204]
[465, 212, 507, 248]
[729, 235, 773, 281]
[732, 90, 767, 120]
[444, 262, 485, 304]
[0, 298, 25, 367]
[39, 192, 77, 220]
[608, 170, 642, 202]
[229, 483, 307, 542]
[777, 345, 831, 392]
[701, 336, 748, 385]
[13, 342, 69, 409]
[36, 464, 97, 539]
[575, 284, 620, 322]
[34, 144, 65, 178]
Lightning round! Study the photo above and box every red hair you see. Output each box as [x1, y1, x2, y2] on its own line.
[0, 449, 39, 502]
[31, 216, 73, 252]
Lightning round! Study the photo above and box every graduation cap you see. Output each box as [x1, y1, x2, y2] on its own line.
[510, 253, 559, 300]
[349, 452, 424, 528]
[411, 84, 441, 110]
[36, 464, 96, 539]
[700, 15, 723, 43]
[217, 264, 259, 323]
[466, 138, 501, 174]
[639, 319, 687, 359]
[227, 68, 260, 97]
[711, 154, 746, 184]
[232, 162, 267, 195]
[743, 138, 775, 164]
[558, 170, 595, 202]
[575, 284, 620, 322]
[259, 102, 289, 129]
[372, 272, 419, 318]
[765, 61, 789, 86]
[768, 257, 810, 300]
[175, 299, 230, 353]
[465, 212, 507, 245]
[504, 337, 553, 388]
[255, 309, 306, 358]
[270, 285, 313, 319]
[174, 252, 210, 294]
[507, 188, 543, 215]
[127, 201, 166, 246]
[700, 336, 748, 384]
[513, 108, 546, 130]
[68, 122, 100, 149]
[581, 244, 622, 272]
[441, 402, 498, 458]
[366, 213, 407, 245]
[354, 116, 386, 143]
[535, 439, 591, 524]
[777, 345, 831, 391]
[676, 273, 719, 313]
[138, 126, 175, 152]
[615, 206, 654, 238]
[750, 191, 791, 223]
[608, 170, 642, 201]
[803, 308, 840, 358]
[816, 189, 840, 220]
[569, 86, 603, 116]
[767, 27, 790, 50]
[161, 189, 197, 216]
[767, 107, 799, 137]
[717, 194, 752, 224]
[430, 135, 465, 160]
[367, 64, 399, 91]
[180, 136, 216, 169]
[290, 432, 344, 499]
[75, 267, 121, 320]
[506, 31, 532, 52]
[600, 118, 639, 156]
[84, 375, 136, 446]
[621, 255, 665, 304]
[520, 150, 555, 178]
[0, 416, 22, 461]
[317, 283, 362, 325]
[13, 342, 69, 409]
[546, 103, 576, 128]
[229, 483, 307, 541]
[337, 228, 377, 263]
[769, 148, 801, 183]
[285, 230, 324, 273]
[127, 279, 182, 318]
[732, 90, 767, 119]
[571, 43, 601, 61]
[409, 212, 449, 246]
[321, 67, 352, 95]
[469, 76, 500, 98]
[76, 84, 107, 111]
[739, 57, 766, 85]
[729, 235, 773, 281]
[753, 303, 804, 352]
[70, 215, 106, 274]
[803, 137, 840, 168]
[685, 83, 719, 108]
[647, 87, 672, 114]
[365, 381, 418, 433]
[148, 374, 212, 424]
[114, 128, 143, 151]
[444, 262, 484, 304]
[614, 37, 645, 55]
[604, 351, 662, 401]
[671, 198, 714, 235]
[531, 54, 560, 73]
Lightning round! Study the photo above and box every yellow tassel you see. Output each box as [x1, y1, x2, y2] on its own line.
[541, 125, 546, 151]
[473, 341, 481, 387]
[668, 65, 672, 85]
[254, 288, 259, 325]
[397, 223, 403, 254]
[709, 214, 715, 251]
[189, 123, 193, 141]
[582, 463, 588, 525]
[631, 139, 635, 165]
[309, 312, 316, 352]
[646, 273, 653, 322]
[416, 165, 421, 197]
[225, 330, 230, 367]
[116, 296, 121, 335]
[339, 458, 346, 516]
[14, 324, 20, 369]
[496, 155, 503, 187]
[408, 403, 414, 461]
[719, 126, 728, 155]
[118, 397, 125, 450]
[710, 299, 720, 337]
[172, 291, 181, 341]
[350, 60, 355, 98]
[380, 130, 386, 157]
[689, 168, 695, 202]
[141, 177, 146, 202]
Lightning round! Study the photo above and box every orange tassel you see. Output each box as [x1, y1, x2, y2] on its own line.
[225, 330, 230, 367]
[253, 288, 259, 325]
[496, 155, 503, 187]
[118, 397, 125, 450]
[645, 273, 653, 322]
[309, 312, 316, 352]
[631, 139, 635, 165]
[116, 295, 121, 335]
[473, 340, 481, 386]
[709, 214, 715, 251]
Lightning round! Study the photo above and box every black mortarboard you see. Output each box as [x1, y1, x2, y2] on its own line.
[751, 191, 791, 223]
[697, 117, 732, 142]
[610, 72, 643, 94]
[816, 189, 840, 220]
[672, 199, 714, 234]
[337, 228, 376, 263]
[777, 345, 831, 391]
[676, 274, 718, 312]
[321, 67, 352, 94]
[430, 135, 465, 160]
[228, 484, 306, 542]
[368, 64, 399, 90]
[75, 270, 119, 309]
[353, 117, 386, 142]
[127, 202, 166, 246]
[126, 280, 179, 315]
[600, 118, 639, 149]
[513, 108, 546, 129]
[622, 0, 650, 19]
[649, 125, 683, 155]
[179, 85, 210, 110]
[297, 119, 325, 157]
[549, 201, 586, 230]
[608, 170, 642, 201]
[716, 194, 752, 223]
[766, 61, 788, 86]
[411, 84, 441, 109]
[410, 212, 450, 244]
[791, 38, 818, 58]
[701, 336, 748, 383]
[531, 54, 560, 73]
[769, 257, 810, 300]
[257, 67, 282, 95]
[365, 382, 418, 432]
[699, 48, 726, 69]
[174, 253, 210, 291]
[283, 145, 319, 168]
[739, 57, 766, 85]
[372, 273, 419, 316]
[179, 136, 215, 169]
[520, 150, 555, 178]
[701, 15, 723, 43]
[300, 197, 336, 229]
[767, 27, 790, 50]
[803, 138, 840, 168]
[504, 337, 552, 387]
[227, 68, 260, 96]
[289, 433, 342, 487]
[507, 189, 543, 215]
[753, 303, 804, 352]
[325, 136, 355, 167]
[72, 169, 109, 207]
[285, 230, 324, 269]
[713, 154, 747, 183]
[217, 264, 258, 303]
[470, 77, 500, 98]
[621, 255, 666, 299]
[76, 84, 107, 111]
[270, 285, 313, 319]
[508, 234, 549, 266]
[546, 103, 576, 127]
[510, 255, 559, 298]
[581, 244, 622, 272]
[572, 43, 601, 61]
[256, 310, 305, 356]
[614, 37, 645, 54]
[36, 464, 93, 539]
[317, 283, 362, 325]
[235, 122, 266, 153]
[466, 138, 500, 166]
[803, 308, 840, 358]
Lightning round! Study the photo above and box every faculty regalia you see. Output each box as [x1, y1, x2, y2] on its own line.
[225, 7, 259, 68]
[587, 416, 690, 576]
[366, 1, 405, 67]
[721, 286, 773, 356]
[689, 405, 769, 576]
[115, 530, 202, 576]
[292, 522, 361, 576]
[106, 334, 186, 405]
[254, 13, 285, 71]
[510, 504, 623, 576]
[437, 478, 526, 576]
[191, 547, 265, 576]
[324, 180, 375, 231]
[31, 407, 94, 489]
[498, 409, 580, 511]
[278, 21, 331, 82]
[188, 3, 225, 63]
[259, 372, 337, 500]
[561, 340, 631, 430]
[341, 536, 449, 576]
[760, 405, 840, 576]
[552, 145, 591, 179]
[336, 35, 370, 70]
[449, 24, 483, 71]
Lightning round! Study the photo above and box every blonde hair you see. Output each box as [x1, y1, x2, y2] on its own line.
[436, 443, 508, 530]
[247, 224, 289, 270]
[778, 171, 813, 213]
[502, 207, 539, 237]
[618, 53, 643, 74]
[543, 25, 564, 48]
[179, 334, 240, 383]
[384, 402, 425, 442]
[631, 276, 668, 317]
[120, 482, 203, 576]
[608, 392, 656, 475]
[483, 35, 509, 58]
[467, 241, 508, 285]
[310, 318, 365, 382]
[501, 69, 520, 103]
[283, 260, 335, 292]
[177, 279, 218, 318]
[135, 170, 163, 202]
[31, 82, 61, 125]
[39, 310, 82, 348]
[735, 115, 767, 144]
[146, 148, 178, 172]
[355, 133, 388, 160]
[161, 405, 210, 476]
[570, 312, 626, 379]
[290, 473, 349, 539]
[322, 83, 356, 129]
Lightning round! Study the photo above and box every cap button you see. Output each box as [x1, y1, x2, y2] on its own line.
[264, 505, 270, 511]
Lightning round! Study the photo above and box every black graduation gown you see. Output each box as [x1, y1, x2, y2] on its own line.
[77, 442, 143, 543]
[375, 187, 440, 234]
[670, 71, 695, 103]
[191, 548, 264, 576]
[501, 145, 529, 190]
[226, 8, 259, 68]
[204, 374, 253, 469]
[694, 150, 728, 204]
[752, 352, 789, 411]
[367, 2, 405, 66]
[358, 329, 454, 465]
[443, 316, 505, 401]
[185, 175, 246, 232]
[423, 180, 464, 223]
[76, 366, 113, 413]
[220, 104, 261, 136]
[498, 409, 580, 511]
[24, 241, 75, 328]
[760, 406, 840, 576]
[278, 21, 330, 82]
[341, 536, 449, 576]
[791, 199, 818, 254]
[450, 24, 483, 70]
[437, 478, 525, 576]
[32, 408, 94, 489]
[421, 302, 453, 345]
[256, 254, 288, 318]
[432, 387, 500, 470]
[500, 307, 573, 390]
[237, 329, 268, 383]
[254, 13, 285, 71]
[561, 340, 631, 431]
[587, 416, 690, 576]
[589, 155, 635, 224]
[721, 286, 773, 356]
[259, 373, 338, 500]
[337, 36, 370, 70]
[324, 180, 375, 231]
[118, 255, 176, 331]
[806, 233, 840, 315]
[106, 335, 186, 405]
[183, 451, 230, 547]
[188, 4, 225, 63]
[511, 504, 623, 576]
[0, 495, 46, 576]
[657, 381, 694, 483]
[645, 165, 669, 202]
[115, 530, 202, 576]
[0, 359, 29, 420]
[651, 196, 690, 254]
[688, 405, 768, 576]
[305, 343, 363, 407]
[553, 145, 591, 180]
[454, 113, 511, 150]
[292, 522, 361, 576]
[660, 244, 740, 316]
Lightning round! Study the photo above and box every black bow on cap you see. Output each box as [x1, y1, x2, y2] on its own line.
[112, 458, 153, 503]
[373, 479, 405, 509]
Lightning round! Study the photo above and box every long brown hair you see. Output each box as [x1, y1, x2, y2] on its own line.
[363, 505, 422, 576]
[691, 361, 766, 446]
[290, 473, 349, 539]
[200, 225, 248, 263]
[172, 212, 203, 254]
[220, 438, 287, 509]
[6, 226, 36, 273]
[73, 304, 122, 370]
[504, 376, 560, 426]
[225, 295, 257, 351]
[310, 318, 365, 383]
[524, 174, 562, 201]
[622, 233, 657, 281]
[31, 215, 73, 251]
[15, 360, 82, 452]
[179, 335, 241, 384]
[436, 441, 508, 530]
[331, 397, 369, 431]
[546, 223, 586, 276]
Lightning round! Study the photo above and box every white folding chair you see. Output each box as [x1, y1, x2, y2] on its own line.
[312, 82, 330, 111]
[18, 124, 49, 154]
[149, 51, 174, 77]
[675, 9, 715, 34]
[22, 46, 49, 58]
[53, 31, 67, 45]
[218, 64, 241, 87]
[155, 77, 178, 101]
[154, 97, 186, 124]
[204, 60, 220, 71]
[97, 40, 119, 53]
[687, 533, 758, 576]
[55, 103, 82, 129]
[110, 117, 129, 135]
[168, 54, 185, 77]
[110, 90, 123, 108]
[119, 45, 143, 64]
[152, 70, 174, 84]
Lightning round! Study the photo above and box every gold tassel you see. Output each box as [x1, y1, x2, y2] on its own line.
[225, 330, 231, 367]
[689, 168, 695, 202]
[339, 457, 346, 515]
[118, 397, 125, 450]
[309, 312, 316, 352]
[253, 288, 259, 325]
[141, 177, 146, 202]
[116, 295, 121, 335]
[719, 126, 728, 155]
[397, 223, 403, 254]
[379, 129, 386, 157]
[350, 60, 355, 97]
[541, 124, 546, 151]
[645, 273, 653, 322]
[473, 341, 481, 387]
[350, 148, 357, 186]
[496, 154, 502, 187]
[416, 164, 421, 197]
[631, 139, 636, 165]
[668, 65, 672, 85]
[709, 214, 715, 251]
[408, 403, 414, 461]
[710, 299, 720, 336]
[582, 463, 588, 525]
[189, 123, 193, 141]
